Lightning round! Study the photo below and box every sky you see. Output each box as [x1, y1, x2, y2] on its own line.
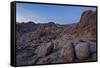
[16, 3, 96, 24]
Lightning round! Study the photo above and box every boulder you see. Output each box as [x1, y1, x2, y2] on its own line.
[35, 42, 54, 57]
[61, 42, 74, 62]
[75, 42, 90, 60]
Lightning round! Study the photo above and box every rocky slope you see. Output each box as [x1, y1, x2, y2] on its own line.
[67, 10, 97, 38]
[16, 10, 97, 65]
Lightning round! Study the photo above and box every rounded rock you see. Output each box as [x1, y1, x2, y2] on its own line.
[75, 42, 90, 60]
[61, 42, 74, 62]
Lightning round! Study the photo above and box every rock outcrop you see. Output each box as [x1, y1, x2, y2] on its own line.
[35, 42, 54, 57]
[68, 10, 96, 38]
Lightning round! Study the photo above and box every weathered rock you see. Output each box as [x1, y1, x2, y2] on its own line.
[36, 50, 62, 64]
[67, 10, 96, 38]
[35, 42, 54, 57]
[75, 42, 90, 60]
[16, 55, 39, 66]
[61, 42, 74, 62]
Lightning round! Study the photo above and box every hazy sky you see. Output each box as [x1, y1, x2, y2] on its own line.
[16, 3, 96, 24]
